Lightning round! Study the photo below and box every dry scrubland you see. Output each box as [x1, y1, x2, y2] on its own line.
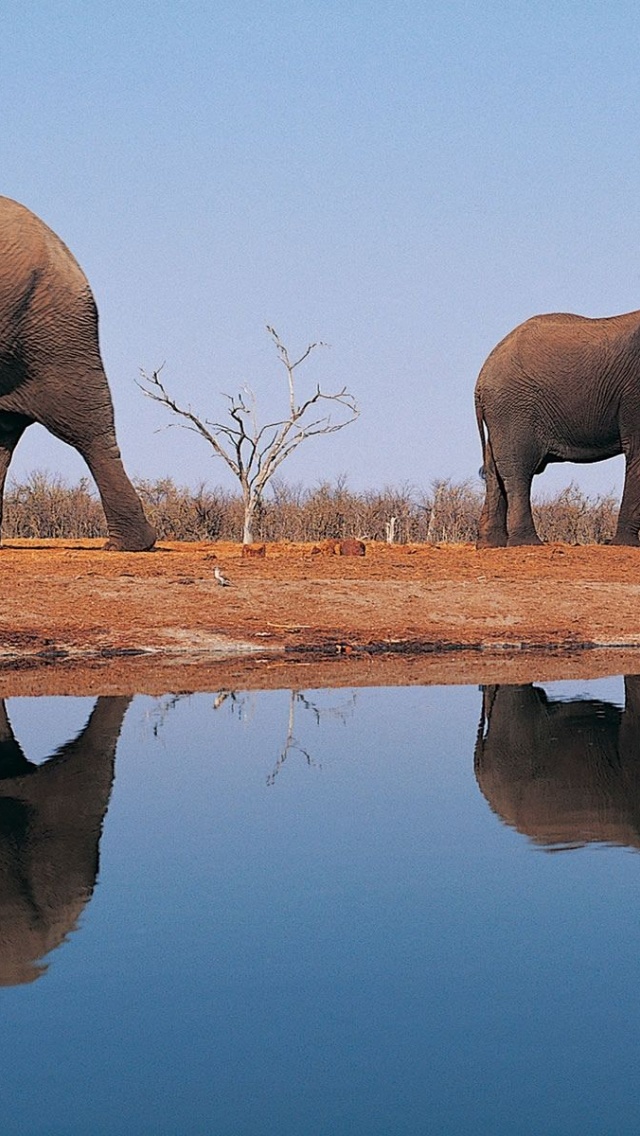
[2, 472, 621, 544]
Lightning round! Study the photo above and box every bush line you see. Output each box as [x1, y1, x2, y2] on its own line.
[1, 472, 620, 545]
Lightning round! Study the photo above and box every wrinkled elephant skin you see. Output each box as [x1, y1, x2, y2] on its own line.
[0, 197, 154, 550]
[475, 310, 640, 547]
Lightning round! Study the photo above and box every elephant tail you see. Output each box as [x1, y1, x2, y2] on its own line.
[475, 391, 488, 481]
[474, 684, 498, 773]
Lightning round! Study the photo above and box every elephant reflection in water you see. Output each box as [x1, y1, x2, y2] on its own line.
[475, 678, 640, 850]
[0, 696, 131, 985]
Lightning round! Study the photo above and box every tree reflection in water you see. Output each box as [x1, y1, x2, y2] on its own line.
[475, 676, 640, 851]
[211, 689, 357, 785]
[150, 689, 357, 785]
[0, 697, 130, 985]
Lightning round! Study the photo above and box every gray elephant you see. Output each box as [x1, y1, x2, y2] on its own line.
[0, 695, 131, 985]
[0, 196, 155, 550]
[475, 310, 640, 547]
[474, 679, 640, 850]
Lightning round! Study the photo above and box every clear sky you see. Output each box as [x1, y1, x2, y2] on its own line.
[2, 0, 638, 501]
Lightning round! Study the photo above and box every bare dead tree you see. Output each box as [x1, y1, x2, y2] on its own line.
[137, 327, 359, 544]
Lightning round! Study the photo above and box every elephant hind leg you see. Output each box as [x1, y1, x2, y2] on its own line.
[477, 464, 542, 549]
[80, 436, 156, 552]
[488, 437, 541, 546]
[477, 442, 508, 548]
[502, 469, 542, 546]
[32, 376, 155, 552]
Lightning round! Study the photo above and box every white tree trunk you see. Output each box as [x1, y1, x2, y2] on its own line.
[242, 499, 256, 544]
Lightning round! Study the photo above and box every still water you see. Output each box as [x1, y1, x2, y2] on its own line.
[1, 675, 639, 1135]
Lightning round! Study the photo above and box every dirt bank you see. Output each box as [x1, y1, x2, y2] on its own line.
[3, 538, 640, 694]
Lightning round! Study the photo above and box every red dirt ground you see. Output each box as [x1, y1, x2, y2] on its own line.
[2, 538, 640, 694]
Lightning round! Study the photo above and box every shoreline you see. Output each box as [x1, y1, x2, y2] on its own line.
[2, 537, 640, 694]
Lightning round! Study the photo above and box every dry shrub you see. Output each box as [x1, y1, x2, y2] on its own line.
[133, 478, 243, 540]
[259, 479, 437, 542]
[4, 472, 106, 538]
[0, 472, 623, 545]
[532, 484, 618, 544]
[425, 479, 482, 543]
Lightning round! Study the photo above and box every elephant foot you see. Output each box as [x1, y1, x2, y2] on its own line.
[476, 535, 507, 549]
[506, 533, 542, 547]
[611, 531, 640, 546]
[103, 525, 156, 552]
[476, 521, 508, 548]
[103, 542, 155, 553]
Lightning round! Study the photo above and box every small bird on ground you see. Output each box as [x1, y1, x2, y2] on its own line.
[214, 566, 231, 587]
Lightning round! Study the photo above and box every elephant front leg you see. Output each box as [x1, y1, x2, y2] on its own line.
[613, 451, 640, 545]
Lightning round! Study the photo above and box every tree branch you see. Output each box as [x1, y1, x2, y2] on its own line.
[137, 329, 359, 543]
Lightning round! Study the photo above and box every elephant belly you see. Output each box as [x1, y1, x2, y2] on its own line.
[540, 402, 621, 465]
[544, 438, 622, 465]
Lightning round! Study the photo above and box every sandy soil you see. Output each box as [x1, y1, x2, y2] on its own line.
[2, 538, 640, 695]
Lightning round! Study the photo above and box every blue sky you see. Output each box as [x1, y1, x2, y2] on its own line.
[1, 1, 639, 500]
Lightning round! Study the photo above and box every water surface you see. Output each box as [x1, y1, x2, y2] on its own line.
[1, 676, 639, 1135]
